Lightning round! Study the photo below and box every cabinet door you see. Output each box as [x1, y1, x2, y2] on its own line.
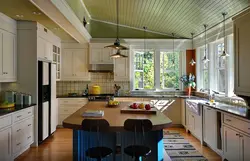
[73, 49, 90, 80]
[187, 111, 195, 132]
[61, 49, 73, 79]
[240, 134, 250, 161]
[45, 41, 53, 61]
[43, 101, 49, 140]
[90, 48, 102, 64]
[0, 128, 11, 161]
[223, 126, 240, 161]
[102, 48, 113, 64]
[2, 31, 16, 81]
[51, 99, 58, 133]
[114, 50, 130, 81]
[37, 36, 46, 59]
[203, 106, 217, 149]
[234, 14, 250, 96]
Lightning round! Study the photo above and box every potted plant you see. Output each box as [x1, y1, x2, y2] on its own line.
[180, 73, 196, 96]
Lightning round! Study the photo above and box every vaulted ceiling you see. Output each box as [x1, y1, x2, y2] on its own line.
[79, 0, 249, 39]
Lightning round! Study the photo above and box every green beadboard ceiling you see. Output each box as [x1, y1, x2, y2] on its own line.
[67, 0, 249, 39]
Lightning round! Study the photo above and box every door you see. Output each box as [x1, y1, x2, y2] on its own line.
[43, 62, 49, 85]
[43, 101, 49, 140]
[102, 48, 113, 64]
[90, 48, 102, 64]
[203, 106, 217, 149]
[73, 49, 90, 80]
[0, 128, 11, 161]
[114, 50, 129, 81]
[240, 134, 250, 161]
[62, 49, 73, 79]
[223, 126, 240, 161]
[2, 31, 16, 81]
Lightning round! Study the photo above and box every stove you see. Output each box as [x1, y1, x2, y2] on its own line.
[88, 94, 114, 101]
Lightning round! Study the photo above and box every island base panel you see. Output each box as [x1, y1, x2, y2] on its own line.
[73, 130, 164, 161]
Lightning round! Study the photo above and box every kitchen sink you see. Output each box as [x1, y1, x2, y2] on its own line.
[186, 99, 207, 115]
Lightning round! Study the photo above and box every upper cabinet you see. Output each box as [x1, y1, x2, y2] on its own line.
[89, 43, 114, 64]
[114, 50, 130, 81]
[0, 13, 17, 82]
[234, 9, 250, 96]
[61, 43, 90, 81]
[52, 45, 61, 81]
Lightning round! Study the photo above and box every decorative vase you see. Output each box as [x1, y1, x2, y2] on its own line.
[186, 86, 191, 96]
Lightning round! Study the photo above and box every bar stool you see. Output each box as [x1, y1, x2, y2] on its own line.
[81, 119, 113, 161]
[123, 119, 152, 161]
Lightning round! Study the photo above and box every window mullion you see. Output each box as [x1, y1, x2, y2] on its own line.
[155, 49, 160, 90]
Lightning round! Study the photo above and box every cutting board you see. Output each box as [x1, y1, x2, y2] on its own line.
[120, 106, 157, 114]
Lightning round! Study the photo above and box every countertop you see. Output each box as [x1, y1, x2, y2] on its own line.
[63, 101, 172, 131]
[0, 104, 36, 117]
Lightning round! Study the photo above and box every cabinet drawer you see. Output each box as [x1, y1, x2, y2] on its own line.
[12, 107, 34, 123]
[24, 118, 34, 146]
[224, 114, 250, 134]
[59, 98, 88, 105]
[59, 106, 76, 115]
[0, 115, 11, 130]
[12, 122, 24, 155]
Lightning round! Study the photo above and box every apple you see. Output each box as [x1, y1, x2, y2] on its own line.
[145, 104, 151, 110]
[129, 105, 134, 109]
[132, 103, 138, 109]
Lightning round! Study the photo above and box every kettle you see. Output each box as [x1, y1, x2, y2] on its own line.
[92, 85, 101, 95]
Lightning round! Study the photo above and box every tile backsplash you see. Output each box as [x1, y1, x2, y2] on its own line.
[56, 73, 130, 96]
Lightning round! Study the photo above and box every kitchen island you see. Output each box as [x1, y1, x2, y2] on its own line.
[63, 101, 172, 161]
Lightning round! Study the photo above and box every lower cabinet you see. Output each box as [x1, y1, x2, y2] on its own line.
[42, 101, 49, 140]
[186, 108, 202, 140]
[223, 125, 250, 161]
[0, 127, 11, 161]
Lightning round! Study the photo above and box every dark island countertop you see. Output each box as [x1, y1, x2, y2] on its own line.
[0, 104, 36, 117]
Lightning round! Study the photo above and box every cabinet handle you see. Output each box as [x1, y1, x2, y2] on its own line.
[27, 136, 31, 139]
[226, 119, 231, 122]
[236, 133, 240, 136]
[28, 111, 31, 114]
[207, 108, 211, 110]
[8, 132, 10, 155]
[28, 124, 31, 126]
[17, 129, 21, 132]
[17, 115, 22, 118]
[17, 143, 21, 146]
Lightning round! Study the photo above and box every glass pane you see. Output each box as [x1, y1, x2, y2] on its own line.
[160, 52, 180, 89]
[133, 51, 154, 89]
[218, 69, 226, 92]
[217, 43, 225, 69]
[203, 70, 209, 89]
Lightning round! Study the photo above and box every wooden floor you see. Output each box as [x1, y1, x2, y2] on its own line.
[15, 128, 222, 161]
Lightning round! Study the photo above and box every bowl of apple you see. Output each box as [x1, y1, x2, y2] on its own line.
[129, 103, 152, 110]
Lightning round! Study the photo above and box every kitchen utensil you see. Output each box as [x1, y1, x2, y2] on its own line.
[92, 85, 101, 95]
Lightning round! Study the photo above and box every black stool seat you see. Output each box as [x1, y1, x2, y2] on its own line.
[86, 146, 113, 159]
[124, 145, 151, 158]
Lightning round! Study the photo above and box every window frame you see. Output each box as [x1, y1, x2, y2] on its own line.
[131, 48, 183, 91]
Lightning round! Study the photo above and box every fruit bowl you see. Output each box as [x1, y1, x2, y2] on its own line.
[107, 100, 120, 108]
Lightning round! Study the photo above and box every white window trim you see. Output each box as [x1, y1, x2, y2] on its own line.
[131, 48, 184, 91]
[196, 34, 234, 97]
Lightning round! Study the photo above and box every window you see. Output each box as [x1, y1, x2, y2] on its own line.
[132, 49, 181, 90]
[200, 47, 209, 89]
[133, 51, 154, 89]
[215, 43, 226, 93]
[160, 51, 180, 89]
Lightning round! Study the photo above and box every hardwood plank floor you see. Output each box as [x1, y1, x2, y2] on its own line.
[15, 128, 222, 161]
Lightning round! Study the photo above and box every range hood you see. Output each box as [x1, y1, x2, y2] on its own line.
[88, 64, 114, 73]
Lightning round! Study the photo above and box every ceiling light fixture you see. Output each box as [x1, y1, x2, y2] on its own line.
[190, 33, 196, 66]
[143, 26, 147, 54]
[83, 17, 89, 27]
[104, 0, 128, 50]
[202, 24, 210, 63]
[32, 11, 41, 15]
[220, 12, 229, 58]
[110, 49, 128, 58]
[15, 14, 24, 18]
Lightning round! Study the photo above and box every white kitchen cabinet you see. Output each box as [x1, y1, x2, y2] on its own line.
[42, 101, 49, 140]
[0, 29, 16, 82]
[37, 36, 53, 61]
[203, 106, 217, 149]
[62, 49, 90, 81]
[233, 9, 250, 96]
[240, 134, 250, 161]
[89, 46, 113, 64]
[186, 107, 202, 140]
[51, 99, 58, 133]
[114, 50, 130, 81]
[43, 62, 49, 85]
[223, 126, 241, 161]
[0, 127, 12, 161]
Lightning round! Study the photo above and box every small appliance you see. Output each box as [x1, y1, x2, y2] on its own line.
[88, 94, 114, 102]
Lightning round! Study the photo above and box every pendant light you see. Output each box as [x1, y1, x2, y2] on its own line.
[202, 24, 210, 63]
[104, 0, 128, 50]
[143, 26, 147, 54]
[189, 33, 196, 66]
[220, 12, 229, 58]
[172, 33, 175, 64]
[110, 49, 128, 58]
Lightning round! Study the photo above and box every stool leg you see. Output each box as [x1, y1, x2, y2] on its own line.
[135, 156, 140, 161]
